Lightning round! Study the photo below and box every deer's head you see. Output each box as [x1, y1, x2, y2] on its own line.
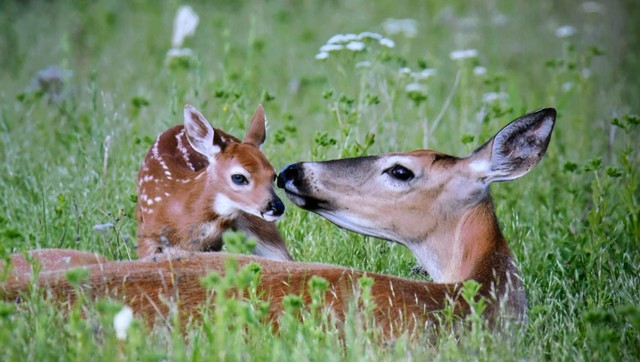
[184, 105, 284, 222]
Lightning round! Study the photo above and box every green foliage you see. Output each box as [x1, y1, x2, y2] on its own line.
[0, 0, 638, 360]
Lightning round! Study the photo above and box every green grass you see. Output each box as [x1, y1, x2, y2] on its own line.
[1, 0, 639, 360]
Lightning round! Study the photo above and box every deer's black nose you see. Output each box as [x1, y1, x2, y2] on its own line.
[266, 196, 285, 216]
[277, 163, 302, 188]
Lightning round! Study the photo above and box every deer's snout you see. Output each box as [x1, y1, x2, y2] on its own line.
[266, 196, 285, 217]
[277, 163, 302, 188]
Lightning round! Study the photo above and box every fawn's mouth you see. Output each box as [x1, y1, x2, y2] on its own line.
[260, 197, 285, 221]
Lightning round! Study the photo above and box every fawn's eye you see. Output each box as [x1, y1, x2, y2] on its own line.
[231, 174, 249, 185]
[387, 165, 414, 181]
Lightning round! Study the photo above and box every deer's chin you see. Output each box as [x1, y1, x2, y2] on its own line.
[283, 190, 328, 211]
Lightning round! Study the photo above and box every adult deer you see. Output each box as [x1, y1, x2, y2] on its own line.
[136, 104, 291, 260]
[2, 108, 555, 335]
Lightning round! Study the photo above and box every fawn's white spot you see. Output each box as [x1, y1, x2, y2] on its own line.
[152, 138, 160, 159]
[146, 199, 154, 206]
[154, 196, 162, 202]
[176, 129, 195, 171]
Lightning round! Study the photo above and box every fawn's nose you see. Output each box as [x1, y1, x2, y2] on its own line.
[266, 196, 285, 216]
[277, 163, 302, 188]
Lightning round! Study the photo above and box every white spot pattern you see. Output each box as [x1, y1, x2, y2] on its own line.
[176, 129, 195, 171]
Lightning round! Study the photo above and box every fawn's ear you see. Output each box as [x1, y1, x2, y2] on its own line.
[243, 104, 267, 148]
[184, 105, 221, 160]
[468, 108, 556, 182]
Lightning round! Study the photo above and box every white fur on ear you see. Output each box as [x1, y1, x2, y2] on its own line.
[184, 105, 219, 161]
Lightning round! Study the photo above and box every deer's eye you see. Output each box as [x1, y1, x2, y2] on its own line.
[231, 174, 249, 185]
[387, 165, 414, 181]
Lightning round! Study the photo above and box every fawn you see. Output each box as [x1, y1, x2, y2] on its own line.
[135, 104, 291, 260]
[2, 108, 555, 336]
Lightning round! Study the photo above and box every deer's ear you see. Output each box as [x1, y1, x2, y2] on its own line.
[184, 105, 221, 159]
[468, 108, 556, 182]
[243, 104, 267, 148]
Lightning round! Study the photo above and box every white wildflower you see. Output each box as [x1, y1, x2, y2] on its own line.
[346, 41, 366, 51]
[113, 306, 134, 341]
[172, 6, 199, 48]
[358, 32, 383, 40]
[555, 25, 576, 38]
[327, 34, 346, 44]
[399, 67, 412, 75]
[412, 68, 437, 80]
[581, 1, 604, 13]
[473, 66, 487, 76]
[379, 38, 396, 48]
[450, 49, 478, 60]
[319, 44, 344, 52]
[93, 223, 115, 231]
[383, 18, 418, 38]
[315, 52, 329, 60]
[482, 92, 509, 103]
[404, 83, 427, 93]
[562, 82, 573, 92]
[356, 61, 372, 68]
[342, 33, 359, 42]
[581, 68, 592, 79]
[328, 33, 358, 44]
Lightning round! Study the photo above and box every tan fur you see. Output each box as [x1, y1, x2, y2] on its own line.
[2, 249, 107, 275]
[1, 251, 459, 336]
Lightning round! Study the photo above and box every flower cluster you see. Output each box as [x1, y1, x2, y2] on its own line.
[449, 49, 478, 61]
[555, 25, 576, 38]
[315, 32, 395, 60]
[382, 18, 418, 38]
[399, 67, 437, 98]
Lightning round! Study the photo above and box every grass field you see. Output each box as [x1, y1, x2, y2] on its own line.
[1, 0, 639, 360]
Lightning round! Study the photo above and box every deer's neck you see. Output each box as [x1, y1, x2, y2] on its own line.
[411, 199, 518, 285]
[410, 198, 526, 317]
